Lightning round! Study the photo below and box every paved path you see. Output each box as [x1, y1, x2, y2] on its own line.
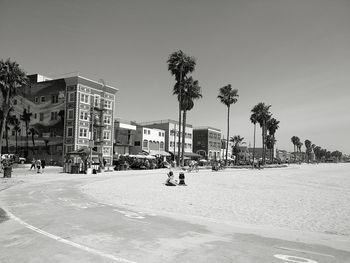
[0, 174, 349, 263]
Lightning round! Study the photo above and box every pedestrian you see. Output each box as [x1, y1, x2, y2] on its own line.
[30, 158, 36, 170]
[41, 159, 46, 173]
[36, 159, 42, 173]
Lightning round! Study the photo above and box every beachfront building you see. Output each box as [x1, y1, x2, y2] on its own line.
[139, 119, 199, 160]
[193, 127, 222, 160]
[114, 118, 137, 156]
[131, 126, 168, 158]
[220, 139, 234, 160]
[6, 74, 118, 165]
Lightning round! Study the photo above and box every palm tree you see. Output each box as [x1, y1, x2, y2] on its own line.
[29, 127, 38, 154]
[304, 139, 312, 163]
[218, 84, 239, 166]
[0, 59, 28, 158]
[167, 50, 196, 166]
[20, 108, 32, 158]
[251, 103, 271, 165]
[250, 113, 258, 168]
[13, 117, 21, 154]
[230, 135, 245, 165]
[265, 134, 276, 162]
[291, 136, 299, 162]
[297, 141, 303, 162]
[174, 77, 202, 166]
[5, 112, 16, 154]
[266, 118, 280, 162]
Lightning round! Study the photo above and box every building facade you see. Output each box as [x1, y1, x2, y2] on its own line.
[131, 126, 167, 156]
[139, 119, 195, 159]
[6, 74, 118, 165]
[193, 127, 221, 160]
[114, 118, 137, 156]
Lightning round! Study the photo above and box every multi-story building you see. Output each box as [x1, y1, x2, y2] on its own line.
[7, 74, 118, 165]
[139, 119, 198, 159]
[221, 139, 234, 160]
[114, 118, 137, 156]
[193, 127, 221, 160]
[131, 126, 167, 157]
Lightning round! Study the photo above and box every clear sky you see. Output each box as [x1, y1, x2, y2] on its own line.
[1, 0, 349, 154]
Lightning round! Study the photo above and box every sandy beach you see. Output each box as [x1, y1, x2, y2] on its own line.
[82, 163, 350, 237]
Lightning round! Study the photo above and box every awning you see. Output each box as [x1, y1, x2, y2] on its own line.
[169, 152, 202, 158]
[149, 150, 171, 157]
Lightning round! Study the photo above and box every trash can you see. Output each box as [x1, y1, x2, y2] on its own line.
[3, 167, 12, 178]
[71, 164, 79, 174]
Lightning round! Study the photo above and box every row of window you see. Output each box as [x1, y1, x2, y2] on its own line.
[169, 141, 192, 148]
[143, 129, 165, 137]
[170, 130, 192, 138]
[67, 109, 112, 124]
[66, 127, 111, 140]
[209, 133, 221, 140]
[79, 93, 112, 109]
[209, 141, 221, 148]
[31, 112, 60, 121]
[34, 94, 59, 104]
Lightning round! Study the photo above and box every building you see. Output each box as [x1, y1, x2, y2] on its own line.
[193, 127, 221, 160]
[139, 119, 199, 159]
[220, 139, 234, 160]
[131, 126, 168, 157]
[6, 74, 118, 165]
[114, 118, 137, 156]
[248, 148, 273, 161]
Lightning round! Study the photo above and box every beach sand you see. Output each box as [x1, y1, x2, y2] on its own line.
[82, 163, 350, 237]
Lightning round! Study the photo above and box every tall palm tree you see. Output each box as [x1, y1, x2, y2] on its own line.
[251, 103, 271, 165]
[13, 117, 21, 154]
[250, 113, 258, 168]
[291, 136, 299, 162]
[0, 59, 28, 158]
[217, 84, 239, 166]
[304, 139, 312, 163]
[20, 108, 32, 158]
[174, 77, 202, 166]
[266, 117, 280, 162]
[230, 135, 245, 165]
[167, 50, 196, 166]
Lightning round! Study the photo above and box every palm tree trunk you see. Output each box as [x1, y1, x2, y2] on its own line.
[0, 91, 11, 158]
[252, 123, 256, 169]
[225, 105, 230, 166]
[294, 145, 296, 163]
[177, 65, 183, 167]
[181, 110, 187, 167]
[5, 127, 9, 154]
[15, 132, 18, 154]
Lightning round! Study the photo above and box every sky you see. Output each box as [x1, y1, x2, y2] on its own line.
[1, 0, 350, 154]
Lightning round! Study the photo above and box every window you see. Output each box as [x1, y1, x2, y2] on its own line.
[68, 109, 74, 120]
[35, 97, 39, 103]
[148, 130, 150, 135]
[52, 94, 58, 103]
[79, 128, 88, 138]
[104, 100, 112, 109]
[162, 132, 165, 137]
[80, 93, 90, 104]
[143, 140, 148, 148]
[94, 95, 100, 108]
[103, 131, 110, 140]
[51, 112, 58, 120]
[144, 129, 147, 134]
[34, 113, 37, 119]
[41, 96, 45, 103]
[158, 132, 161, 136]
[134, 141, 140, 146]
[69, 92, 75, 102]
[160, 142, 164, 149]
[67, 127, 73, 137]
[189, 143, 192, 148]
[103, 115, 111, 125]
[79, 110, 89, 121]
[103, 147, 110, 156]
[39, 113, 44, 121]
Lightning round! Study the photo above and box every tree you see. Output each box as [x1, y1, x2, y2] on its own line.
[0, 59, 28, 158]
[167, 50, 196, 166]
[250, 113, 258, 168]
[20, 108, 32, 158]
[304, 139, 312, 163]
[5, 112, 16, 154]
[230, 135, 245, 165]
[12, 117, 21, 154]
[251, 103, 271, 165]
[218, 84, 239, 166]
[297, 141, 303, 162]
[265, 134, 276, 162]
[291, 136, 299, 162]
[174, 77, 202, 166]
[29, 127, 38, 154]
[266, 117, 280, 163]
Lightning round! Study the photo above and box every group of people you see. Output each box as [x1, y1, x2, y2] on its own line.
[30, 158, 46, 173]
[165, 171, 186, 186]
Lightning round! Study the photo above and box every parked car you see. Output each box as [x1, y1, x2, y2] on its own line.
[1, 154, 26, 164]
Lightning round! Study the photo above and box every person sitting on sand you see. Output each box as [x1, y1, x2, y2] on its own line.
[165, 171, 177, 186]
[178, 172, 186, 186]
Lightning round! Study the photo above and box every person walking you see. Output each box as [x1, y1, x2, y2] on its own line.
[41, 159, 46, 173]
[36, 159, 42, 173]
[30, 158, 36, 170]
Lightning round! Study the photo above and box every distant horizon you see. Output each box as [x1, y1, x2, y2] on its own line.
[1, 0, 349, 154]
